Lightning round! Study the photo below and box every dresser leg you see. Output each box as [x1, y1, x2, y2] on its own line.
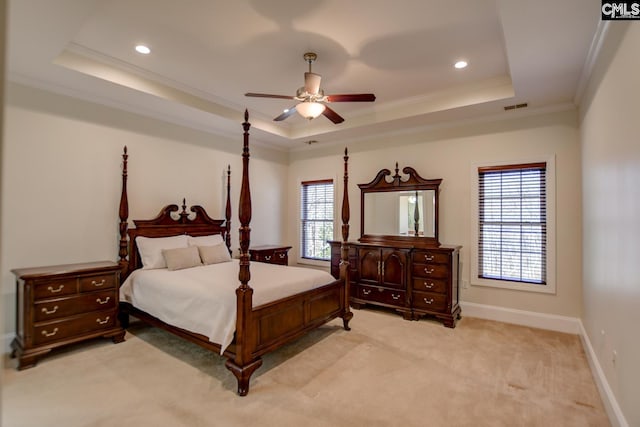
[111, 330, 126, 344]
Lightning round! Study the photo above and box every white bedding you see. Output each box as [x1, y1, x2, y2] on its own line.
[119, 259, 336, 354]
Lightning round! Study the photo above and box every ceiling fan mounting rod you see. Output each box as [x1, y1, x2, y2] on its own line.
[304, 52, 317, 72]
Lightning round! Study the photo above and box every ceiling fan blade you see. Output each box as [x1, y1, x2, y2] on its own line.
[322, 105, 345, 124]
[304, 72, 322, 95]
[245, 93, 295, 100]
[325, 94, 376, 102]
[273, 106, 298, 121]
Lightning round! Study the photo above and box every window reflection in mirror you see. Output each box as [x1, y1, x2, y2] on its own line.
[363, 190, 435, 238]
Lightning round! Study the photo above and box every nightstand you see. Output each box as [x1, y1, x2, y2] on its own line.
[11, 261, 125, 370]
[249, 245, 292, 266]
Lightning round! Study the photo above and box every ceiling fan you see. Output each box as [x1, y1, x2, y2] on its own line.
[245, 52, 376, 124]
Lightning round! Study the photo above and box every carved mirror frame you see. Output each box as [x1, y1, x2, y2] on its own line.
[359, 163, 442, 247]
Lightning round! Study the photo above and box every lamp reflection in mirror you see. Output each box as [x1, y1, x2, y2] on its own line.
[296, 102, 326, 119]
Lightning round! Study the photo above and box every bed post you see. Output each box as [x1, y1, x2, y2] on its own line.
[118, 146, 129, 278]
[225, 110, 262, 396]
[225, 164, 232, 254]
[340, 148, 353, 330]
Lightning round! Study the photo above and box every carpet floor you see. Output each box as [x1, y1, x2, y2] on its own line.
[2, 309, 610, 427]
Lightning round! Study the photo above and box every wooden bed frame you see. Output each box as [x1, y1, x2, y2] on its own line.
[117, 110, 352, 396]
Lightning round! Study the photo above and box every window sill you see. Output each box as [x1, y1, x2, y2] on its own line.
[471, 277, 556, 294]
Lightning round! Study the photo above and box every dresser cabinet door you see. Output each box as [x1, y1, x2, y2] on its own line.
[380, 249, 407, 289]
[358, 248, 381, 285]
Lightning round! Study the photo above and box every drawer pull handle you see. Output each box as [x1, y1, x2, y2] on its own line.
[47, 285, 64, 293]
[41, 328, 59, 337]
[424, 255, 434, 261]
[424, 268, 434, 274]
[91, 279, 106, 287]
[391, 294, 400, 300]
[362, 289, 371, 295]
[96, 297, 111, 305]
[96, 316, 110, 325]
[423, 282, 434, 289]
[41, 306, 59, 315]
[264, 255, 272, 261]
[423, 298, 434, 305]
[278, 253, 285, 258]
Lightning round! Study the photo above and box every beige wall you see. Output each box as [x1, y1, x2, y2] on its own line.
[1, 83, 289, 335]
[580, 22, 640, 427]
[288, 109, 583, 317]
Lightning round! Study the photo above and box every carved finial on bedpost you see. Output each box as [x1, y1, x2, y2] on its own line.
[340, 147, 353, 330]
[225, 165, 232, 254]
[118, 146, 129, 276]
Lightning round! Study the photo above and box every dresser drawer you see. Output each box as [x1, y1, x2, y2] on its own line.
[356, 285, 405, 306]
[33, 278, 77, 300]
[79, 274, 116, 292]
[34, 290, 116, 322]
[412, 263, 450, 279]
[414, 250, 450, 265]
[412, 277, 447, 294]
[412, 291, 447, 312]
[33, 310, 117, 346]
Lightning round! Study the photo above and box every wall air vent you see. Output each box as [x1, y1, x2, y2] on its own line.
[503, 103, 528, 111]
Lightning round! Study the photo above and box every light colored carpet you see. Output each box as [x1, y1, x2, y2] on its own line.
[2, 309, 609, 427]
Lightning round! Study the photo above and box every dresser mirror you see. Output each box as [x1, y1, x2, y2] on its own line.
[359, 164, 441, 247]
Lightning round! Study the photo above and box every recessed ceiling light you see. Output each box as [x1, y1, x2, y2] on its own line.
[135, 45, 151, 55]
[454, 60, 468, 69]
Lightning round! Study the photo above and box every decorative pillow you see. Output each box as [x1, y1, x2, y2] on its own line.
[162, 246, 202, 271]
[136, 235, 188, 269]
[198, 243, 232, 265]
[187, 234, 224, 247]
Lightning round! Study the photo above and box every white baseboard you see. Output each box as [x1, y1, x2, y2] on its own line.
[578, 322, 629, 427]
[4, 332, 14, 354]
[460, 301, 628, 427]
[460, 301, 581, 334]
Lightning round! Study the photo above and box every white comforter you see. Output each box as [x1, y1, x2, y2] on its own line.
[120, 259, 335, 354]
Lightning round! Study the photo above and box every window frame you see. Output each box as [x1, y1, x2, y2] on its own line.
[470, 156, 556, 294]
[298, 178, 335, 265]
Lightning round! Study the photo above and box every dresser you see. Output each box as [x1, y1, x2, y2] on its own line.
[328, 162, 462, 327]
[11, 261, 125, 369]
[329, 242, 461, 327]
[249, 245, 292, 265]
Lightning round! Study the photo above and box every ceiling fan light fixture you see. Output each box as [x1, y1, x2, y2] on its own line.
[296, 102, 326, 120]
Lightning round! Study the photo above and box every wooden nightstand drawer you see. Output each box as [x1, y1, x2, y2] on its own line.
[33, 310, 117, 346]
[79, 274, 116, 292]
[34, 290, 116, 322]
[249, 245, 292, 266]
[33, 278, 77, 300]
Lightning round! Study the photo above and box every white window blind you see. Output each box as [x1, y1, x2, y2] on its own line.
[301, 180, 334, 261]
[478, 163, 547, 284]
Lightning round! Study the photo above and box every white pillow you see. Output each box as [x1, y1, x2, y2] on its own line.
[162, 246, 202, 271]
[136, 235, 188, 269]
[198, 244, 232, 265]
[187, 234, 224, 247]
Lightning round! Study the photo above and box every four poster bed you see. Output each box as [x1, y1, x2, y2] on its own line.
[117, 110, 353, 396]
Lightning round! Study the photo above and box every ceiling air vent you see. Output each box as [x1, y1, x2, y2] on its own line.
[503, 103, 528, 111]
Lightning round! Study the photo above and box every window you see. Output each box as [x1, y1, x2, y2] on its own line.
[477, 163, 547, 285]
[300, 180, 334, 261]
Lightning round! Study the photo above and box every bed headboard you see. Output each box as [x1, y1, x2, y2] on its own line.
[118, 147, 232, 279]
